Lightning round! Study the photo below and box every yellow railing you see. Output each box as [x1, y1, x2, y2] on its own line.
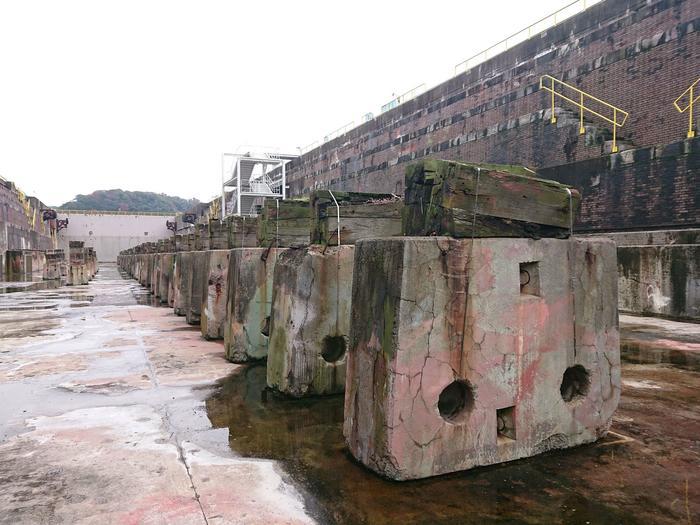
[673, 78, 700, 139]
[539, 75, 629, 153]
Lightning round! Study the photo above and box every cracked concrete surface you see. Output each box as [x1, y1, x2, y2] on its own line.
[346, 237, 620, 480]
[224, 248, 285, 363]
[267, 246, 354, 397]
[0, 264, 314, 525]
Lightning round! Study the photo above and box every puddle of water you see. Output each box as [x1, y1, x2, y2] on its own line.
[0, 280, 62, 294]
[132, 291, 161, 307]
[206, 364, 642, 525]
[621, 341, 700, 371]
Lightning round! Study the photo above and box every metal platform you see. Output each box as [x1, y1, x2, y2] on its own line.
[221, 152, 297, 217]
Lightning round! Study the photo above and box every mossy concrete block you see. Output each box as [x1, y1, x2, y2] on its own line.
[345, 236, 619, 480]
[173, 252, 194, 317]
[158, 253, 174, 305]
[267, 245, 354, 397]
[201, 250, 231, 340]
[186, 251, 209, 325]
[224, 247, 286, 363]
[150, 254, 160, 296]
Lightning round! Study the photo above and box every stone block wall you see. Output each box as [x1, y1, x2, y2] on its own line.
[0, 178, 55, 278]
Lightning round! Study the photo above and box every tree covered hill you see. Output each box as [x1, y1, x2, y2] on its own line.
[59, 189, 199, 213]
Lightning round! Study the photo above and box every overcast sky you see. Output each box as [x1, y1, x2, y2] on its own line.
[0, 0, 569, 206]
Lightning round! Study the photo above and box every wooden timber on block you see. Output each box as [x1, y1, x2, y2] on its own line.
[227, 216, 259, 248]
[194, 223, 210, 250]
[257, 199, 310, 248]
[403, 159, 581, 239]
[310, 190, 403, 245]
[208, 219, 228, 250]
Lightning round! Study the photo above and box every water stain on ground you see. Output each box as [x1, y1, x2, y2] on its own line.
[205, 362, 698, 525]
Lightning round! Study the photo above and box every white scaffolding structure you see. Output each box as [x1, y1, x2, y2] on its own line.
[221, 152, 297, 217]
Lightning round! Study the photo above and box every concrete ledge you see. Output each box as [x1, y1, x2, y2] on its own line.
[618, 244, 700, 321]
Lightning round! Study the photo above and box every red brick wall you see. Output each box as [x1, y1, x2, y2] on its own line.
[286, 0, 700, 204]
[539, 137, 700, 232]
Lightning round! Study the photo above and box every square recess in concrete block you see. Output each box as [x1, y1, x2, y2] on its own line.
[224, 247, 286, 363]
[267, 245, 354, 397]
[344, 236, 620, 480]
[519, 261, 540, 296]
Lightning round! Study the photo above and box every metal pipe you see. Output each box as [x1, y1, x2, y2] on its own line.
[328, 189, 341, 246]
[221, 153, 226, 218]
[568, 188, 574, 234]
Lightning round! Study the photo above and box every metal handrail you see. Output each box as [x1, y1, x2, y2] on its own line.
[381, 84, 426, 113]
[539, 74, 629, 152]
[673, 78, 700, 138]
[455, 0, 600, 74]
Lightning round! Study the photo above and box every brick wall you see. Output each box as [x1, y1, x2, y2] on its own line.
[285, 0, 699, 206]
[539, 136, 700, 232]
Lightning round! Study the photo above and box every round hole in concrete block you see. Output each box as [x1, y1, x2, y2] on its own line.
[321, 335, 346, 363]
[560, 365, 590, 402]
[438, 380, 475, 422]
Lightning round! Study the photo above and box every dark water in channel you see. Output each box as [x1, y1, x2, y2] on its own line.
[205, 364, 642, 525]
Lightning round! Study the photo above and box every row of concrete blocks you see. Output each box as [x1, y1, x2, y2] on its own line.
[66, 241, 99, 285]
[118, 235, 620, 480]
[4, 244, 98, 284]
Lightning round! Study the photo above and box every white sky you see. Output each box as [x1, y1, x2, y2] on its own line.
[0, 0, 567, 206]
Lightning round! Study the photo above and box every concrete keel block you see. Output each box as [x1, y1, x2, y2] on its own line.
[201, 250, 231, 340]
[344, 237, 620, 480]
[173, 252, 194, 316]
[267, 245, 354, 397]
[224, 247, 286, 363]
[158, 253, 174, 304]
[186, 251, 209, 325]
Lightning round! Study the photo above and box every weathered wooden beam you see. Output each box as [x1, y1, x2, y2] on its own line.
[311, 190, 403, 245]
[403, 159, 580, 239]
[227, 216, 259, 248]
[257, 199, 310, 247]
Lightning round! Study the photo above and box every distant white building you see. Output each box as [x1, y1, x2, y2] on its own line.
[57, 210, 174, 262]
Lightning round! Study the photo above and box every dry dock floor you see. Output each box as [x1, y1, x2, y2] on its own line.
[0, 264, 697, 524]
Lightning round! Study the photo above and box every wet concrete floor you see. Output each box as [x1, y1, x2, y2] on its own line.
[0, 264, 698, 524]
[0, 264, 311, 524]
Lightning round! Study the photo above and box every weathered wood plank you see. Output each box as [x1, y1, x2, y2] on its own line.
[227, 216, 259, 248]
[311, 190, 403, 245]
[257, 200, 311, 247]
[403, 159, 580, 239]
